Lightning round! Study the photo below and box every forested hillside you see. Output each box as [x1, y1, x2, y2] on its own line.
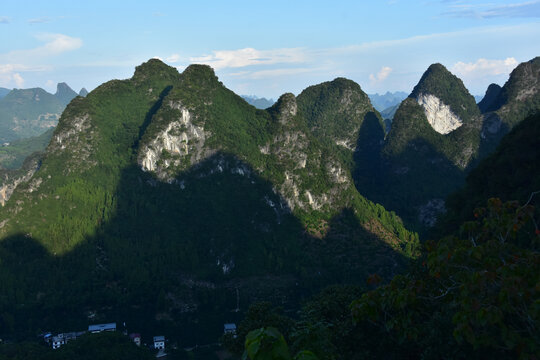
[0, 59, 418, 344]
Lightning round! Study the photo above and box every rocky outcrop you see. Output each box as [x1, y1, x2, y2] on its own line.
[416, 93, 463, 134]
[272, 93, 297, 125]
[138, 101, 210, 181]
[0, 155, 41, 206]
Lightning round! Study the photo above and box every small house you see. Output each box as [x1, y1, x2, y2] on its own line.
[224, 323, 237, 335]
[88, 323, 116, 333]
[52, 334, 65, 349]
[153, 335, 165, 350]
[129, 333, 141, 346]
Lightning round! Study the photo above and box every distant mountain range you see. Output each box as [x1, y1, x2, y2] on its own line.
[367, 91, 408, 112]
[241, 95, 275, 109]
[0, 82, 83, 143]
[0, 87, 10, 99]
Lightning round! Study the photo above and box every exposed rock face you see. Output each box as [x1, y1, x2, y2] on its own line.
[0, 156, 41, 206]
[416, 93, 462, 134]
[138, 101, 210, 181]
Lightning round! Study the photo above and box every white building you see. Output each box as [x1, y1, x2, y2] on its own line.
[224, 323, 237, 335]
[52, 334, 65, 349]
[153, 335, 165, 349]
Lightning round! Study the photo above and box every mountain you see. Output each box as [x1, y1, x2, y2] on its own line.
[479, 57, 540, 156]
[354, 58, 540, 233]
[0, 59, 418, 342]
[241, 95, 275, 109]
[0, 87, 10, 99]
[440, 111, 540, 233]
[478, 83, 502, 113]
[79, 88, 89, 97]
[0, 87, 64, 142]
[355, 63, 485, 231]
[0, 128, 54, 170]
[380, 104, 399, 120]
[54, 82, 78, 106]
[368, 91, 408, 112]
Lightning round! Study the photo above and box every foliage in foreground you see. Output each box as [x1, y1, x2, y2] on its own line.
[352, 198, 539, 359]
[243, 327, 318, 360]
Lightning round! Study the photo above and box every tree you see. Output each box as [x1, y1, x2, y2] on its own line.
[352, 198, 540, 359]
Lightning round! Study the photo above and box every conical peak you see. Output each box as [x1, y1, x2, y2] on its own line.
[478, 83, 502, 113]
[133, 58, 180, 82]
[410, 62, 479, 121]
[180, 64, 219, 86]
[271, 93, 297, 124]
[410, 63, 456, 98]
[56, 82, 73, 93]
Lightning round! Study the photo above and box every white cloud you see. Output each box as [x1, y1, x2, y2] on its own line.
[165, 54, 180, 63]
[0, 33, 82, 65]
[0, 64, 51, 88]
[443, 1, 540, 18]
[34, 33, 82, 54]
[28, 17, 52, 24]
[369, 66, 393, 83]
[229, 67, 322, 80]
[12, 73, 24, 88]
[190, 47, 307, 70]
[452, 57, 519, 78]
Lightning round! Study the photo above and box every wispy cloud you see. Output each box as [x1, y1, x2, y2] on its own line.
[369, 66, 393, 84]
[0, 34, 82, 88]
[190, 47, 307, 70]
[165, 54, 181, 63]
[0, 64, 50, 88]
[1, 33, 82, 63]
[452, 57, 519, 78]
[229, 67, 324, 80]
[28, 17, 53, 24]
[0, 16, 9, 24]
[443, 1, 540, 18]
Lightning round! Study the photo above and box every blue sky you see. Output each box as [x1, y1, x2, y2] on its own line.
[0, 0, 539, 98]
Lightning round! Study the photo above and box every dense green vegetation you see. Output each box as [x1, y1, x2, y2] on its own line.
[0, 332, 153, 360]
[478, 57, 540, 159]
[439, 111, 540, 236]
[0, 128, 54, 169]
[239, 198, 538, 359]
[240, 110, 540, 358]
[478, 83, 502, 113]
[0, 59, 418, 346]
[355, 63, 488, 233]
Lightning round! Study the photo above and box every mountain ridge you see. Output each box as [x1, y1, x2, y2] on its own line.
[0, 59, 418, 340]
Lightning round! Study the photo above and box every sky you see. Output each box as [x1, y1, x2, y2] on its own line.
[0, 0, 539, 99]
